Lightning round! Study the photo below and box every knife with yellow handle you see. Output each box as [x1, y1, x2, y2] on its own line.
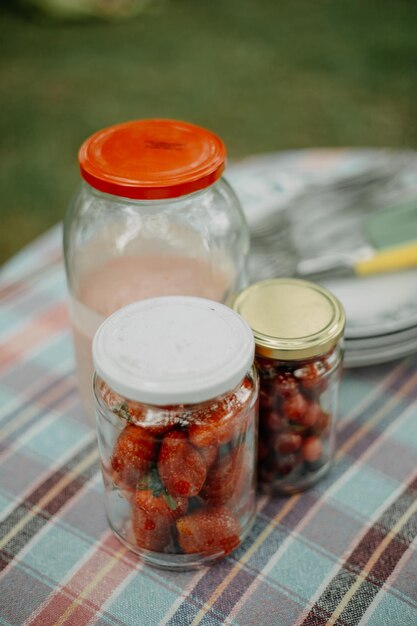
[297, 240, 417, 280]
[355, 240, 417, 276]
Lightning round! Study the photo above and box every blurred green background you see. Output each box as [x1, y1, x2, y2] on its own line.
[1, 0, 416, 265]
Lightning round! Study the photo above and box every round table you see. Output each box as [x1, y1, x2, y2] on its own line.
[1, 150, 417, 626]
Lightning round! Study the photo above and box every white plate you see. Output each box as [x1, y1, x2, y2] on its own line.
[344, 335, 417, 367]
[320, 269, 417, 338]
[345, 323, 417, 350]
[227, 148, 403, 234]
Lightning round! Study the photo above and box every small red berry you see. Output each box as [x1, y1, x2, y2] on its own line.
[299, 401, 322, 427]
[259, 388, 276, 410]
[261, 409, 286, 432]
[273, 372, 299, 397]
[276, 453, 299, 477]
[302, 436, 323, 462]
[294, 361, 328, 392]
[282, 393, 308, 422]
[256, 356, 277, 376]
[314, 411, 331, 435]
[273, 432, 302, 455]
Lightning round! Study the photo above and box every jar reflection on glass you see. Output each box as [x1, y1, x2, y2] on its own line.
[233, 278, 345, 494]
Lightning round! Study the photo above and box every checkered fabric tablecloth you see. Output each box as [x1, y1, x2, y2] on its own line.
[1, 154, 417, 626]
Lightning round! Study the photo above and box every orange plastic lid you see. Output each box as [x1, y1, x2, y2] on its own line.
[78, 119, 226, 200]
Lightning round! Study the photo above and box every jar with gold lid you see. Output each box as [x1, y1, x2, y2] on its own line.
[233, 278, 345, 494]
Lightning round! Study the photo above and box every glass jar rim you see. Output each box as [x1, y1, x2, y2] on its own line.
[93, 366, 258, 430]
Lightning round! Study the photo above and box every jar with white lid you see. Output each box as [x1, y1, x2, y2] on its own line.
[93, 296, 258, 570]
[63, 119, 249, 415]
[233, 278, 345, 494]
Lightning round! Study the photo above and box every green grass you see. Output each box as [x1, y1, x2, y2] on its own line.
[1, 0, 416, 264]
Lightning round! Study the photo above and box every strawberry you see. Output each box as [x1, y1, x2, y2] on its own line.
[176, 507, 240, 556]
[188, 400, 242, 448]
[112, 401, 176, 436]
[134, 488, 187, 521]
[99, 381, 125, 410]
[158, 430, 206, 497]
[110, 424, 157, 490]
[242, 375, 254, 391]
[136, 405, 181, 436]
[133, 505, 171, 552]
[132, 487, 187, 552]
[199, 444, 218, 470]
[124, 400, 143, 421]
[201, 445, 245, 505]
[229, 447, 255, 514]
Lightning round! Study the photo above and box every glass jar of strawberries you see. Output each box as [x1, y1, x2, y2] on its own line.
[233, 278, 345, 494]
[93, 296, 258, 569]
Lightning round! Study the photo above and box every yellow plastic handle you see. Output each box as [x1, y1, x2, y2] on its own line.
[354, 241, 417, 276]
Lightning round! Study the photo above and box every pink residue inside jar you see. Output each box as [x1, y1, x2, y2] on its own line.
[70, 254, 229, 415]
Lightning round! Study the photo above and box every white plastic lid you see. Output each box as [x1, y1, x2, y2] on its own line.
[92, 296, 255, 405]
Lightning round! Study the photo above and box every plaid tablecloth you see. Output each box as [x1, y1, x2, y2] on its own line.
[1, 152, 417, 626]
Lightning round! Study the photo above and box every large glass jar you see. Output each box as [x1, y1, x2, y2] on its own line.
[233, 279, 345, 494]
[93, 297, 259, 569]
[63, 119, 249, 415]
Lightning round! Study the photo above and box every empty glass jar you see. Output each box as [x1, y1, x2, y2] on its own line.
[93, 296, 258, 569]
[63, 119, 249, 414]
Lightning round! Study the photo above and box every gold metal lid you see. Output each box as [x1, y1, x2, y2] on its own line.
[232, 278, 345, 360]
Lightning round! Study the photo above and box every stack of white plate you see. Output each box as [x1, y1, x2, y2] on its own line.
[319, 270, 417, 367]
[227, 148, 417, 368]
